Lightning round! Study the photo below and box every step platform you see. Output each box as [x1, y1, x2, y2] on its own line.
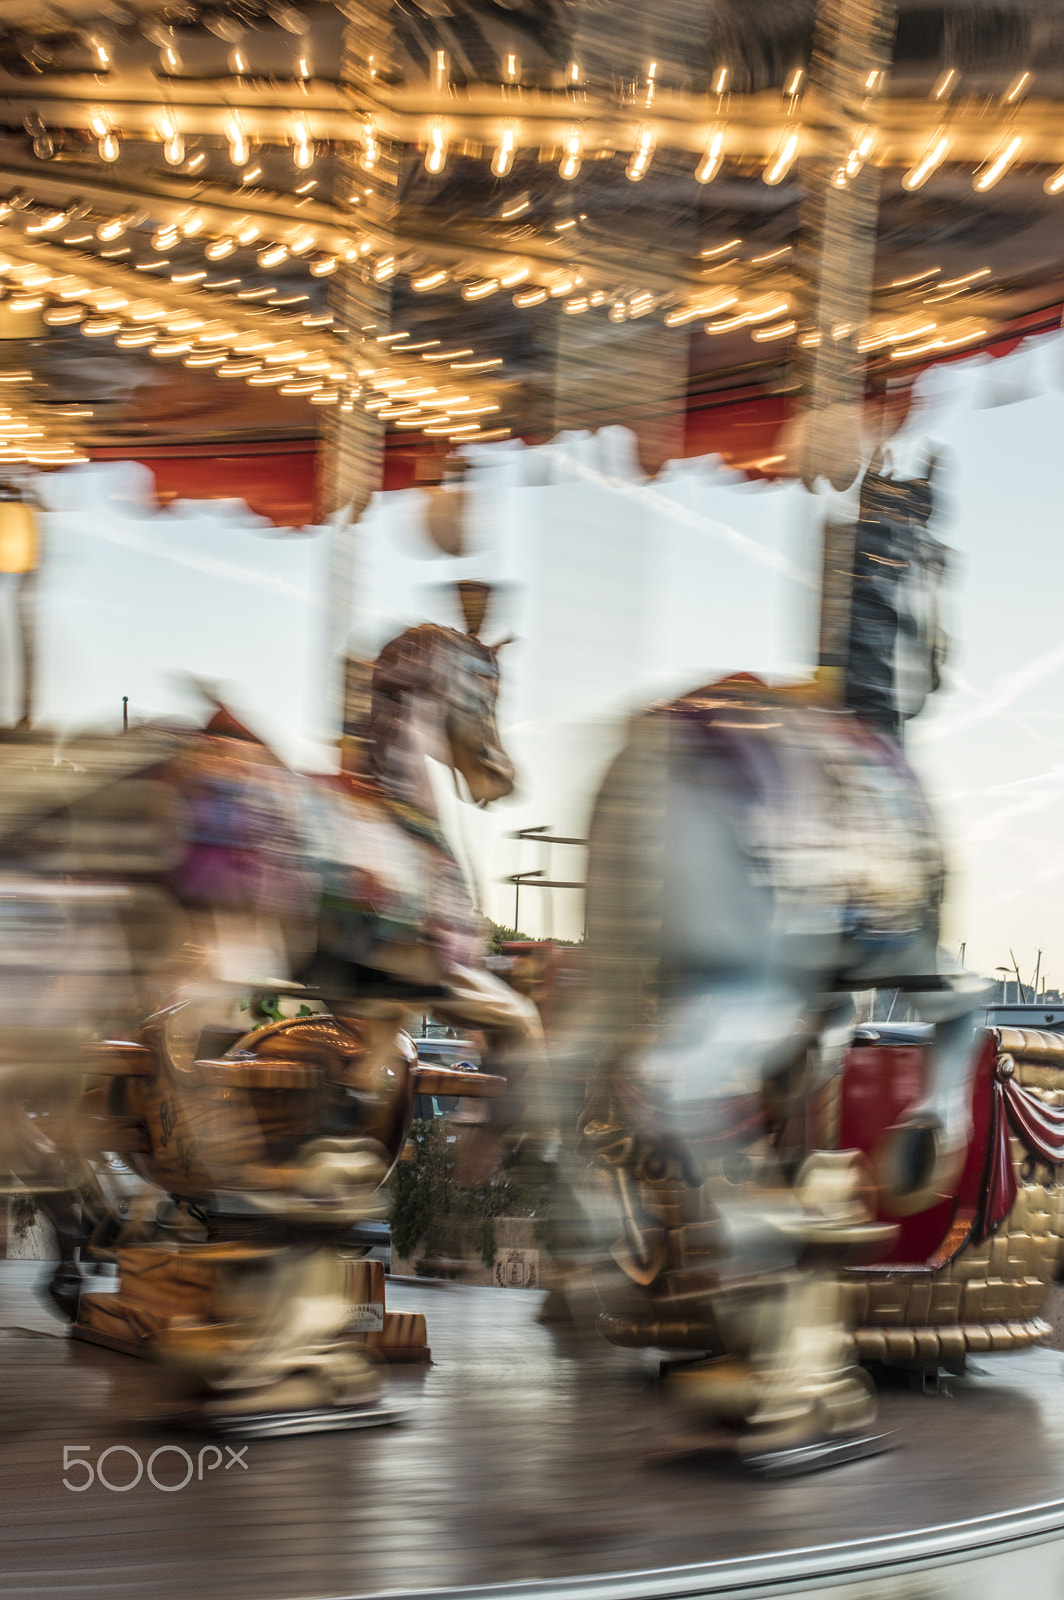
[73, 1243, 431, 1364]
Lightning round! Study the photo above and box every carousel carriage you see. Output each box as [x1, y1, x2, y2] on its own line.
[834, 1020, 1064, 1373]
[581, 1006, 1064, 1391]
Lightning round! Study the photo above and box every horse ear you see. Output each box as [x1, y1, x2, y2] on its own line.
[456, 580, 491, 638]
[489, 634, 516, 651]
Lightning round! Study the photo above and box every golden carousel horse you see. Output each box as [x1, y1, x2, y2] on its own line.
[4, 591, 539, 1432]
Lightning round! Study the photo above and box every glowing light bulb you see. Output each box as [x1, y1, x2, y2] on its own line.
[559, 125, 583, 180]
[973, 133, 1022, 191]
[226, 114, 249, 167]
[257, 243, 288, 269]
[157, 111, 184, 166]
[360, 123, 379, 171]
[205, 237, 237, 261]
[292, 118, 313, 170]
[1004, 71, 1030, 104]
[903, 129, 950, 190]
[504, 53, 519, 84]
[763, 127, 799, 185]
[412, 269, 448, 291]
[1044, 164, 1064, 195]
[832, 123, 875, 188]
[159, 41, 181, 74]
[425, 120, 447, 175]
[696, 124, 725, 184]
[228, 48, 248, 76]
[432, 50, 448, 94]
[625, 122, 656, 181]
[492, 123, 518, 178]
[713, 65, 729, 95]
[96, 215, 126, 241]
[98, 132, 119, 163]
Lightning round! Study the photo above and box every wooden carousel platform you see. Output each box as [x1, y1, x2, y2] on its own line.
[1, 1262, 1064, 1600]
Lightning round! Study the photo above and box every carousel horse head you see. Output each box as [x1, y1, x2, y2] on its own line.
[368, 620, 515, 807]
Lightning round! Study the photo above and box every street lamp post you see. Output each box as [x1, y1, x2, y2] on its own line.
[508, 825, 589, 939]
[508, 869, 544, 933]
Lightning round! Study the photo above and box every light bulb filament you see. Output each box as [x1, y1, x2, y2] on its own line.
[696, 124, 725, 184]
[559, 125, 582, 180]
[425, 120, 448, 175]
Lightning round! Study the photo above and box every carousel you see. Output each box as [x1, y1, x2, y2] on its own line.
[0, 2, 1064, 1598]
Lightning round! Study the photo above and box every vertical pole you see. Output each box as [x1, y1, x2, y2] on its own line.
[538, 0, 694, 472]
[319, 0, 400, 761]
[793, 0, 898, 690]
[14, 570, 35, 730]
[122, 695, 128, 732]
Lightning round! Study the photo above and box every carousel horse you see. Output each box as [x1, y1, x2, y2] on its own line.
[550, 451, 989, 1463]
[50, 600, 541, 1428]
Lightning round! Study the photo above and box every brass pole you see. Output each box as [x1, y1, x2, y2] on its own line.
[793, 0, 899, 688]
[319, 0, 400, 762]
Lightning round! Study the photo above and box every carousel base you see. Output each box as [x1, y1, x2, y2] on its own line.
[2, 1263, 1064, 1599]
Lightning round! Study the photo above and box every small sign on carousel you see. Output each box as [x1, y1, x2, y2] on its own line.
[347, 1303, 386, 1333]
[493, 1248, 540, 1289]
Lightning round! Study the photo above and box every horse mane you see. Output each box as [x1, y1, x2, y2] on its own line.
[367, 623, 494, 781]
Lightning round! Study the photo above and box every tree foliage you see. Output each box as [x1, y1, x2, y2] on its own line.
[389, 1118, 553, 1273]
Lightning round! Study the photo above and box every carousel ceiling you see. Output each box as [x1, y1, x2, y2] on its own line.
[0, 1, 1063, 466]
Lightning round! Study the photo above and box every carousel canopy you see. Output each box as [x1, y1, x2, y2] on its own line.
[0, 0, 1062, 501]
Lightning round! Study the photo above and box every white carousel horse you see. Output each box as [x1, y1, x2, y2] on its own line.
[551, 453, 988, 1458]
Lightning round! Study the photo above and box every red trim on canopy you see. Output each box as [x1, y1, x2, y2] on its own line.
[87, 440, 318, 529]
[81, 300, 1064, 525]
